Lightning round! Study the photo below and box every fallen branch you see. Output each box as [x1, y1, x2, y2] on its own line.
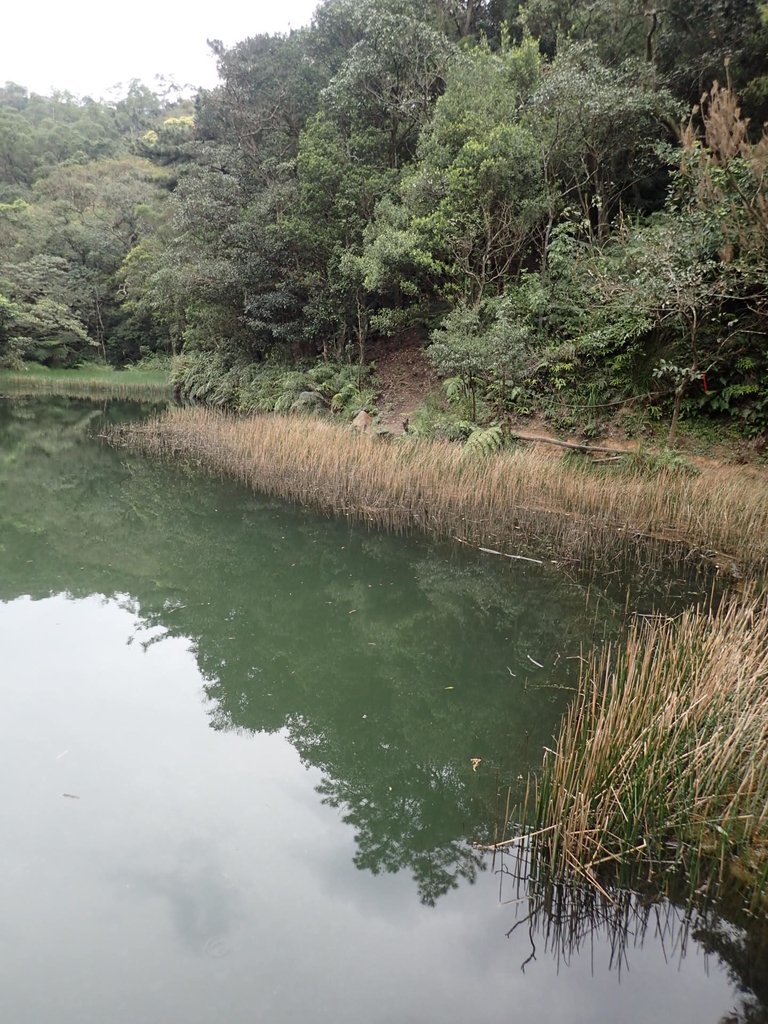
[509, 432, 629, 457]
[455, 537, 547, 565]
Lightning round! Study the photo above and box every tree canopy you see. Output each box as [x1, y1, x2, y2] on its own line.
[1, 0, 766, 432]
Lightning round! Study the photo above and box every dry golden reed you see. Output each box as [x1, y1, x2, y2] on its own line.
[533, 591, 768, 904]
[109, 406, 768, 573]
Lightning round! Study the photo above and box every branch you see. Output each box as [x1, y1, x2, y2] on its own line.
[509, 432, 630, 456]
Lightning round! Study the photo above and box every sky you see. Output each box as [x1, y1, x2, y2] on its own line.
[1, 0, 321, 99]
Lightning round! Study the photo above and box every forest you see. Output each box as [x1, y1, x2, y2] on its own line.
[1, 0, 767, 438]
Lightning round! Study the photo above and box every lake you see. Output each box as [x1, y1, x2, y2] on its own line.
[0, 396, 765, 1023]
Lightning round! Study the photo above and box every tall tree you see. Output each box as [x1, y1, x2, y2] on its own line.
[320, 6, 456, 169]
[199, 31, 324, 175]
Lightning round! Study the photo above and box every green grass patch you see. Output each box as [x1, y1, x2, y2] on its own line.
[0, 363, 171, 400]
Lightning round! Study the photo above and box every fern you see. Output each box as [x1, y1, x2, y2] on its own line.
[331, 381, 358, 413]
[443, 376, 467, 406]
[463, 424, 503, 457]
[274, 390, 300, 413]
[171, 354, 377, 419]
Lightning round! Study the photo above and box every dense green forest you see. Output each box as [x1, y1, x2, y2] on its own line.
[1, 0, 767, 435]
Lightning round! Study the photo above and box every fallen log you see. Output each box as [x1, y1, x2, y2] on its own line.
[509, 431, 629, 457]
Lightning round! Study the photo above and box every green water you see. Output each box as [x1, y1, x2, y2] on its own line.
[0, 396, 764, 1023]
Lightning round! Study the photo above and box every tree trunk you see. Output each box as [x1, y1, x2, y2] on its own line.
[355, 291, 367, 384]
[462, 0, 480, 37]
[94, 291, 107, 363]
[667, 387, 683, 448]
[643, 3, 658, 64]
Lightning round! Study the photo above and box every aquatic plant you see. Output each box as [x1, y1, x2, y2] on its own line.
[108, 406, 768, 575]
[529, 591, 768, 907]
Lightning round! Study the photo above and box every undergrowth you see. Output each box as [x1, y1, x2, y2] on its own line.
[171, 351, 376, 420]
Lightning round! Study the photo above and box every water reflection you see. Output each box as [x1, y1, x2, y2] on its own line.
[496, 841, 768, 1022]
[116, 842, 242, 958]
[0, 396, 613, 906]
[0, 396, 764, 1023]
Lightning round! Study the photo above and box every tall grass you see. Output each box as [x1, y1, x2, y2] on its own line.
[0, 365, 171, 400]
[529, 591, 768, 905]
[108, 406, 768, 574]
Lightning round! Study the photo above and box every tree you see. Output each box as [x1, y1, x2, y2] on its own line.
[8, 296, 94, 366]
[525, 44, 679, 240]
[112, 81, 163, 141]
[517, 0, 768, 105]
[0, 85, 123, 201]
[362, 38, 548, 307]
[199, 31, 324, 174]
[320, 6, 456, 169]
[538, 81, 768, 442]
[432, 0, 510, 39]
[0, 292, 21, 366]
[0, 106, 37, 197]
[0, 155, 168, 364]
[428, 300, 531, 419]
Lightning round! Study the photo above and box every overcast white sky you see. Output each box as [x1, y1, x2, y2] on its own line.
[1, 0, 321, 99]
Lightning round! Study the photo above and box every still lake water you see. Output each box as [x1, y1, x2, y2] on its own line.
[0, 396, 765, 1023]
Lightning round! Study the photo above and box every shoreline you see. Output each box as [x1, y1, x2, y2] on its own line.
[107, 405, 768, 578]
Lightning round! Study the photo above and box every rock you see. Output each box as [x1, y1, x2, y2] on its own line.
[351, 410, 373, 433]
[290, 391, 324, 413]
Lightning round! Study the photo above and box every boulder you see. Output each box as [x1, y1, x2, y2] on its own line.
[351, 410, 373, 433]
[290, 391, 324, 414]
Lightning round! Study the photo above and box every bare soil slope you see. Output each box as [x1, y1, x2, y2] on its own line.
[369, 330, 437, 433]
[366, 333, 767, 470]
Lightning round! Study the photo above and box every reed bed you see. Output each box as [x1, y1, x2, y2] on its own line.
[108, 406, 768, 573]
[530, 591, 768, 905]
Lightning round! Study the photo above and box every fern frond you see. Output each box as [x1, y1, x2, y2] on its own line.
[443, 376, 467, 406]
[463, 424, 503, 457]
